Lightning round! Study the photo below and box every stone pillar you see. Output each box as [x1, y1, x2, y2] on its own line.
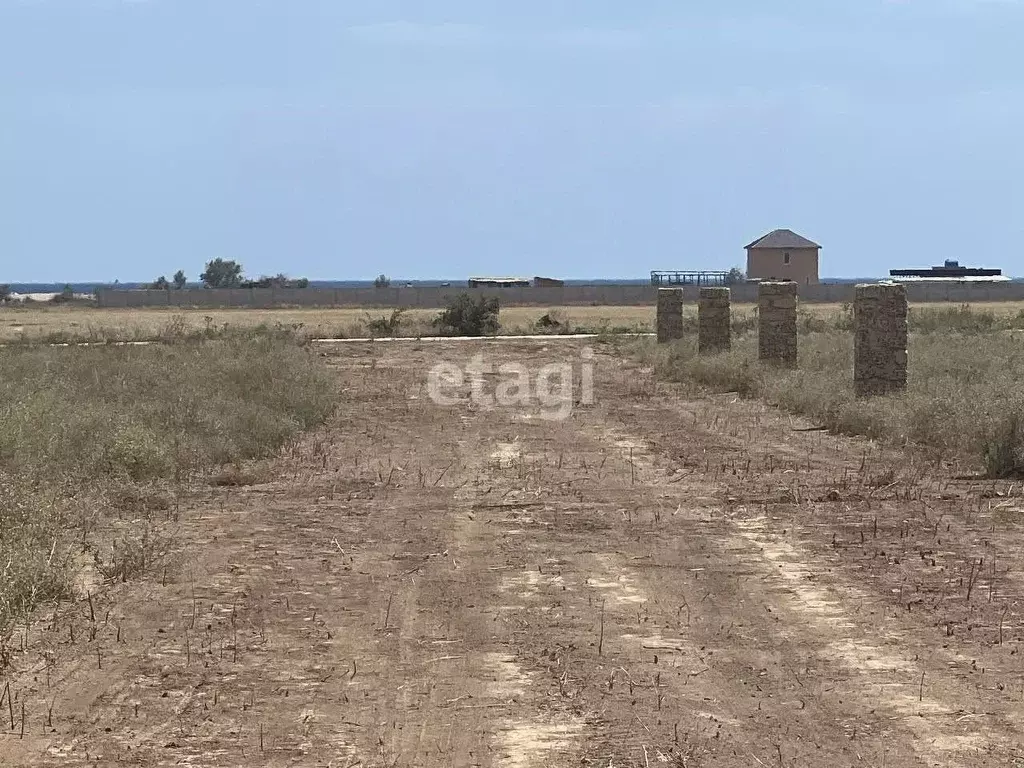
[698, 287, 731, 354]
[656, 288, 684, 343]
[854, 283, 908, 396]
[758, 281, 798, 367]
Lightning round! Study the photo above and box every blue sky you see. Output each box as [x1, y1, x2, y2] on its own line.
[2, 1, 1022, 282]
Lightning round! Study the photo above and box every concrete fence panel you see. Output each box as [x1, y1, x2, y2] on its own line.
[93, 281, 1024, 309]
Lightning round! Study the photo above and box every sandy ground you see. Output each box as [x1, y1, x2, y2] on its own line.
[2, 339, 1024, 766]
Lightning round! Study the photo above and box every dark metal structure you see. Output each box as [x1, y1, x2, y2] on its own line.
[650, 270, 730, 287]
[889, 260, 1002, 279]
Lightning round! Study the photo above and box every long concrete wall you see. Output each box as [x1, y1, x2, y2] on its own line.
[96, 285, 659, 308]
[94, 282, 1024, 309]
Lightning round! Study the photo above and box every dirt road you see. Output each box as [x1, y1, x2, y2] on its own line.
[2, 339, 1023, 766]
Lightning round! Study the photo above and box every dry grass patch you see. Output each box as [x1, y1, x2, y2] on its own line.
[0, 333, 337, 647]
[0, 304, 658, 342]
[639, 309, 1024, 476]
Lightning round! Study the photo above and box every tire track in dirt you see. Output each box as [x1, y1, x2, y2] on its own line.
[585, 351, 1024, 765]
[482, 419, 916, 766]
[393, 342, 950, 765]
[446, 440, 586, 768]
[730, 516, 1009, 753]
[427, 382, 882, 764]
[415, 340, 1020, 764]
[0, 345, 518, 767]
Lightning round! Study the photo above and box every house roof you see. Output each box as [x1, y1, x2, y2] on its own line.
[745, 229, 821, 250]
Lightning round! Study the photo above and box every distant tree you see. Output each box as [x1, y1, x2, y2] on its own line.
[374, 274, 391, 288]
[150, 275, 170, 290]
[200, 259, 243, 288]
[172, 270, 187, 289]
[240, 275, 270, 289]
[725, 267, 746, 286]
[0, 285, 10, 303]
[240, 273, 310, 289]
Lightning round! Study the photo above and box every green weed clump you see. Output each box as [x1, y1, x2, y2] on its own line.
[434, 294, 500, 336]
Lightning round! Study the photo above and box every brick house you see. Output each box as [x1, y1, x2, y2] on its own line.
[745, 229, 821, 284]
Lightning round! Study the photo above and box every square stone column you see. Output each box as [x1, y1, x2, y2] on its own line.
[656, 288, 684, 343]
[854, 283, 908, 396]
[698, 287, 731, 354]
[758, 281, 798, 367]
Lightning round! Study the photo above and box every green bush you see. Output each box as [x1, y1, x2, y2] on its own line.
[434, 294, 500, 336]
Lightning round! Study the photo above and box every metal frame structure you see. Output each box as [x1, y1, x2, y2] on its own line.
[650, 270, 731, 287]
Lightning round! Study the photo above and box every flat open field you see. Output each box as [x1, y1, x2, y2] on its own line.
[0, 305, 654, 341]
[3, 338, 1023, 766]
[5, 301, 1024, 342]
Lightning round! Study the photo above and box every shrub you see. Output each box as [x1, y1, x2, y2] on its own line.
[365, 309, 406, 337]
[984, 414, 1024, 479]
[0, 479, 74, 630]
[434, 294, 500, 336]
[725, 267, 745, 285]
[535, 309, 571, 334]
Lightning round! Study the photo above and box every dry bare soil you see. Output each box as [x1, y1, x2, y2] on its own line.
[2, 339, 1024, 766]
